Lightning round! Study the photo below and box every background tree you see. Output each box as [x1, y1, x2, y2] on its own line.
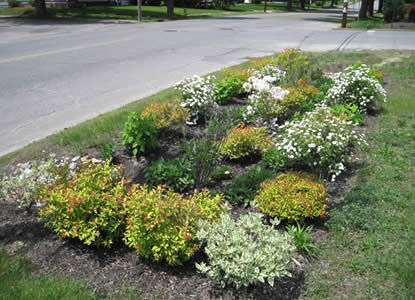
[167, 0, 174, 18]
[35, 0, 47, 16]
[138, 0, 143, 21]
[378, 0, 384, 12]
[359, 0, 369, 19]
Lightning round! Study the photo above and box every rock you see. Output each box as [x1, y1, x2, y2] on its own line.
[72, 156, 81, 163]
[123, 157, 148, 181]
[18, 162, 32, 170]
[69, 162, 77, 170]
[23, 168, 33, 177]
[81, 156, 89, 163]
[91, 158, 103, 164]
[5, 241, 25, 255]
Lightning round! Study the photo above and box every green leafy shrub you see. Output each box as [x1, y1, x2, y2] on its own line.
[144, 157, 194, 192]
[140, 100, 189, 129]
[196, 213, 295, 288]
[0, 154, 56, 210]
[263, 105, 366, 180]
[329, 104, 365, 124]
[255, 172, 329, 222]
[121, 112, 158, 156]
[101, 143, 115, 161]
[38, 161, 128, 247]
[214, 69, 251, 105]
[227, 166, 274, 206]
[275, 79, 319, 121]
[219, 125, 273, 159]
[287, 223, 317, 258]
[124, 186, 226, 266]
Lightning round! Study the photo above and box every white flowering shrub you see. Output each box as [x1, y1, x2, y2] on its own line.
[175, 75, 218, 124]
[242, 65, 286, 95]
[325, 63, 386, 113]
[263, 105, 366, 181]
[0, 154, 57, 209]
[196, 213, 295, 289]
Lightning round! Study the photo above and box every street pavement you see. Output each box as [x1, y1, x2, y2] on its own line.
[1, 9, 414, 156]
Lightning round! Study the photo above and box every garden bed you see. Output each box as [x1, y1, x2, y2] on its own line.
[0, 50, 387, 299]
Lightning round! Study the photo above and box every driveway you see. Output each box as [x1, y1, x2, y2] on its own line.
[0, 10, 414, 156]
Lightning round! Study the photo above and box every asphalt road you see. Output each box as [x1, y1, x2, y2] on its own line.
[1, 10, 414, 157]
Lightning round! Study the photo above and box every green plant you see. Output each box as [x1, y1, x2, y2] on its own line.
[219, 125, 273, 159]
[100, 143, 115, 161]
[329, 104, 365, 124]
[0, 154, 56, 210]
[144, 157, 194, 192]
[8, 0, 21, 7]
[214, 69, 251, 104]
[124, 186, 226, 266]
[120, 112, 159, 156]
[196, 213, 295, 288]
[210, 166, 233, 181]
[140, 99, 189, 129]
[275, 49, 310, 86]
[255, 172, 329, 222]
[287, 223, 318, 258]
[38, 161, 128, 247]
[226, 165, 274, 206]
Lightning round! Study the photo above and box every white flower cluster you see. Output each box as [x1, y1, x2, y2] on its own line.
[243, 66, 286, 95]
[269, 105, 366, 181]
[241, 65, 288, 125]
[326, 64, 386, 113]
[175, 75, 218, 118]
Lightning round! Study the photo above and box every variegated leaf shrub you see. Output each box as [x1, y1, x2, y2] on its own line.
[196, 213, 295, 288]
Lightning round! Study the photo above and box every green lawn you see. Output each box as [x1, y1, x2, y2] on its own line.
[0, 3, 303, 20]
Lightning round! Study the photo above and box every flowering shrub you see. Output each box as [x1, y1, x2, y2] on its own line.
[325, 63, 386, 113]
[175, 75, 218, 123]
[251, 57, 276, 70]
[124, 186, 226, 266]
[196, 213, 294, 288]
[141, 100, 189, 129]
[214, 69, 251, 105]
[263, 105, 366, 180]
[274, 80, 319, 121]
[243, 66, 285, 95]
[219, 125, 273, 159]
[255, 172, 329, 221]
[121, 112, 159, 156]
[0, 154, 56, 209]
[38, 161, 128, 247]
[276, 49, 310, 86]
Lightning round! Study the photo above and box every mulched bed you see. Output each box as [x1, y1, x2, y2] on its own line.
[0, 97, 378, 299]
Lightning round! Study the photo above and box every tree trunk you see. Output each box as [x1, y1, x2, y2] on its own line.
[299, 0, 305, 9]
[287, 0, 292, 9]
[35, 0, 47, 17]
[377, 0, 383, 13]
[264, 0, 267, 12]
[137, 0, 142, 22]
[359, 0, 369, 19]
[167, 0, 174, 19]
[368, 0, 374, 16]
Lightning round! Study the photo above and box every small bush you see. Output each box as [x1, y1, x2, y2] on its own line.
[141, 100, 189, 130]
[251, 57, 276, 70]
[275, 80, 319, 121]
[211, 166, 233, 181]
[255, 172, 329, 222]
[0, 154, 56, 210]
[329, 104, 365, 124]
[227, 166, 274, 206]
[101, 143, 115, 161]
[326, 63, 386, 113]
[121, 112, 158, 156]
[144, 157, 194, 192]
[38, 161, 128, 247]
[287, 223, 318, 258]
[196, 213, 295, 288]
[219, 125, 273, 160]
[124, 186, 226, 266]
[214, 69, 251, 105]
[263, 105, 366, 180]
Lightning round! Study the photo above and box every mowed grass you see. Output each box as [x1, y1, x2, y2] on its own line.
[0, 3, 302, 20]
[0, 249, 101, 300]
[303, 51, 415, 299]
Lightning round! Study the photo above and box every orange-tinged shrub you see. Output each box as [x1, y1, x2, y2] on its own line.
[141, 99, 189, 129]
[251, 57, 276, 70]
[219, 125, 273, 159]
[255, 172, 329, 222]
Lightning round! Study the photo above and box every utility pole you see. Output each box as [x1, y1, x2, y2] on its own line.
[137, 0, 142, 22]
[264, 0, 267, 12]
[341, 0, 348, 28]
